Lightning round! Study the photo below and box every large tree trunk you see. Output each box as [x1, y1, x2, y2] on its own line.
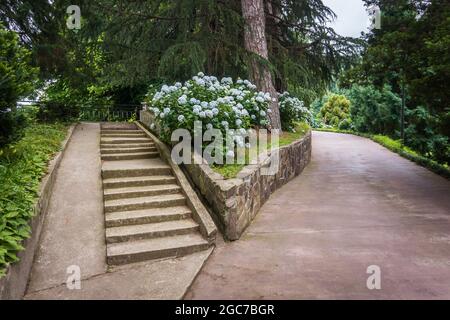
[241, 0, 281, 130]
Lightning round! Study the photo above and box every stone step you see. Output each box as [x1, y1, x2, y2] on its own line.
[103, 175, 176, 189]
[100, 147, 157, 154]
[106, 233, 210, 265]
[103, 184, 182, 200]
[105, 206, 192, 227]
[101, 130, 143, 134]
[106, 219, 199, 243]
[101, 133, 146, 138]
[101, 151, 159, 161]
[102, 167, 172, 179]
[100, 138, 153, 144]
[104, 194, 186, 213]
[102, 159, 172, 179]
[100, 143, 155, 149]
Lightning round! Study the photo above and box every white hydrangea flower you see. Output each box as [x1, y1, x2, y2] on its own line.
[178, 95, 187, 105]
[235, 119, 242, 127]
[221, 77, 233, 85]
[201, 101, 209, 108]
[196, 78, 205, 86]
[205, 110, 213, 118]
[206, 123, 213, 130]
[178, 115, 185, 122]
[161, 84, 170, 93]
[163, 107, 171, 114]
[197, 72, 205, 77]
[221, 121, 229, 127]
[199, 111, 206, 118]
[255, 96, 265, 103]
[209, 101, 218, 108]
[260, 110, 266, 117]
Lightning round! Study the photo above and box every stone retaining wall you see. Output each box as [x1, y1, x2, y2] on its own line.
[183, 132, 312, 240]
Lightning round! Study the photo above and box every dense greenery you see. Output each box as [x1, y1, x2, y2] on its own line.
[0, 1, 358, 118]
[0, 24, 38, 146]
[337, 0, 450, 165]
[0, 123, 69, 276]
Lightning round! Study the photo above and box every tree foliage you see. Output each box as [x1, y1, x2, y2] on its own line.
[339, 0, 450, 164]
[1, 1, 359, 107]
[0, 23, 38, 145]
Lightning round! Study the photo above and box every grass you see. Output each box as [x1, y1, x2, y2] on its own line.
[314, 127, 450, 179]
[0, 123, 70, 277]
[212, 122, 310, 179]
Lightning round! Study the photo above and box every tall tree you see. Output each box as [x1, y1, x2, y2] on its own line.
[241, 0, 281, 129]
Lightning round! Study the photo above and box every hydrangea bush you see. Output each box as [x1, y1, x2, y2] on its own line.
[278, 91, 312, 132]
[145, 73, 273, 147]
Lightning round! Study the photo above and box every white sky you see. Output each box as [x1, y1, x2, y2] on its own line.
[322, 0, 370, 37]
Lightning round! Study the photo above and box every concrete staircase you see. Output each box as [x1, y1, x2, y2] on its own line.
[100, 124, 212, 265]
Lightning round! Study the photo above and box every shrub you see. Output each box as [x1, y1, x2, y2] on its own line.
[405, 106, 450, 164]
[145, 73, 273, 154]
[0, 123, 68, 277]
[319, 94, 351, 128]
[278, 92, 312, 131]
[347, 85, 401, 135]
[0, 111, 27, 146]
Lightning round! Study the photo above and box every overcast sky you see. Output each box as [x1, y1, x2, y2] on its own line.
[322, 0, 370, 37]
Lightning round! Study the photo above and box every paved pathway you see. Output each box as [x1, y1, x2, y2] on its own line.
[25, 123, 212, 299]
[186, 131, 450, 299]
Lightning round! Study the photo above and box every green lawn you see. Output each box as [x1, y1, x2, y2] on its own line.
[0, 123, 70, 277]
[212, 122, 310, 179]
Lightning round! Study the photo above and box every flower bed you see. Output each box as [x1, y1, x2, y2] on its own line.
[144, 73, 273, 154]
